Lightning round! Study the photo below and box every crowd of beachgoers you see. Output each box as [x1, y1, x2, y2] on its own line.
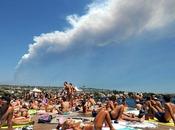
[0, 82, 175, 130]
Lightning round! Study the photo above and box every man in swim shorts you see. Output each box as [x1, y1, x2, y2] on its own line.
[149, 95, 175, 125]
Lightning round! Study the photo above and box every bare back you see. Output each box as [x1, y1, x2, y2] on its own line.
[164, 103, 175, 123]
[61, 101, 70, 112]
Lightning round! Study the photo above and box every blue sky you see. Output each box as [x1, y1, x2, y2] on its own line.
[0, 0, 175, 93]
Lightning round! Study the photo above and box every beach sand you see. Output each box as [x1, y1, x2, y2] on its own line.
[32, 114, 175, 130]
[1, 110, 175, 130]
[1, 117, 175, 130]
[33, 123, 175, 130]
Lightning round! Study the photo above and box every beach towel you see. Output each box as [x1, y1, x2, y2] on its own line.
[12, 117, 34, 125]
[147, 118, 174, 126]
[124, 109, 139, 116]
[50, 117, 59, 124]
[102, 124, 136, 130]
[28, 109, 37, 115]
[101, 120, 157, 130]
[15, 125, 33, 130]
[1, 125, 33, 129]
[9, 116, 33, 129]
[126, 109, 174, 127]
[116, 120, 157, 128]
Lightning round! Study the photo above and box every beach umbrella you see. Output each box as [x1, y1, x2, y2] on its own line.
[75, 86, 82, 92]
[32, 88, 42, 93]
[98, 92, 106, 97]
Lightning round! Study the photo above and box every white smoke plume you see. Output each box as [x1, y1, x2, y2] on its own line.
[16, 0, 175, 70]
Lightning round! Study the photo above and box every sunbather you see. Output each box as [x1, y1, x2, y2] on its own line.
[111, 104, 145, 122]
[94, 108, 115, 130]
[61, 96, 71, 114]
[0, 95, 14, 130]
[148, 95, 175, 125]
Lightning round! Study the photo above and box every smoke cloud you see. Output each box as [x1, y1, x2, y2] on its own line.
[16, 0, 175, 74]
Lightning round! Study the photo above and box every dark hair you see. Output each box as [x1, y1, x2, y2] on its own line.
[0, 96, 11, 117]
[163, 95, 171, 102]
[146, 96, 151, 101]
[62, 96, 66, 102]
[64, 81, 68, 85]
[109, 95, 116, 102]
[1, 96, 11, 104]
[81, 99, 86, 106]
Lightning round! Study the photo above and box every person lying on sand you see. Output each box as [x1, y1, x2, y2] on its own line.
[141, 96, 163, 120]
[29, 100, 39, 110]
[148, 95, 175, 125]
[92, 95, 144, 123]
[11, 98, 22, 111]
[60, 118, 82, 130]
[94, 107, 115, 130]
[57, 117, 95, 130]
[93, 104, 145, 130]
[13, 104, 29, 119]
[109, 104, 145, 123]
[44, 100, 55, 112]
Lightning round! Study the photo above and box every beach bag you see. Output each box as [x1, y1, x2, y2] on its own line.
[38, 114, 52, 123]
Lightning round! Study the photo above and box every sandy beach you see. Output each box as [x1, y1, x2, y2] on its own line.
[1, 85, 175, 130]
[33, 113, 175, 130]
[33, 124, 175, 130]
[27, 114, 175, 130]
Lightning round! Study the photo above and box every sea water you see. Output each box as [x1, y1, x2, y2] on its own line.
[117, 98, 136, 108]
[119, 97, 175, 107]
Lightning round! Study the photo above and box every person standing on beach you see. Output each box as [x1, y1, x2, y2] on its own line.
[61, 81, 73, 101]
